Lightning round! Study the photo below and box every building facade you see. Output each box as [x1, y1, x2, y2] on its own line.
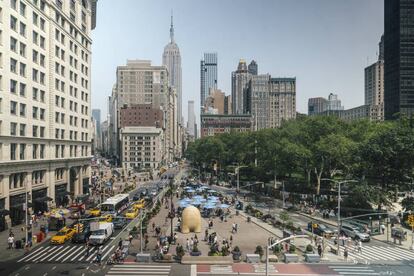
[162, 14, 182, 123]
[200, 52, 218, 109]
[248, 60, 258, 76]
[187, 100, 195, 139]
[119, 104, 163, 129]
[204, 89, 225, 114]
[308, 97, 328, 115]
[0, 0, 97, 228]
[200, 114, 252, 137]
[92, 109, 101, 150]
[120, 126, 163, 171]
[327, 93, 344, 111]
[384, 0, 414, 119]
[224, 95, 232, 115]
[231, 59, 251, 115]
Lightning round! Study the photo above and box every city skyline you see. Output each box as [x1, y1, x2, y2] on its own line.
[91, 0, 384, 123]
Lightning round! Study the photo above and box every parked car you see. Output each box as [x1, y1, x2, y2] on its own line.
[340, 224, 370, 242]
[307, 222, 336, 237]
[72, 226, 91, 243]
[113, 217, 128, 229]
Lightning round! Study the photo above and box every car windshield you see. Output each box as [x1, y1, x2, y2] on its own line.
[127, 209, 135, 213]
[56, 231, 67, 236]
[92, 229, 105, 235]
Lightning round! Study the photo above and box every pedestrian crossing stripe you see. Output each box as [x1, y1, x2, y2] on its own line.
[17, 243, 115, 263]
[329, 265, 380, 275]
[105, 264, 172, 276]
[336, 244, 414, 262]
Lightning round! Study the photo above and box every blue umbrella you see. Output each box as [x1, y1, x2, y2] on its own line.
[208, 189, 216, 193]
[186, 188, 195, 193]
[204, 205, 215, 209]
[219, 204, 230, 208]
[183, 198, 192, 202]
[193, 195, 203, 199]
[179, 202, 190, 208]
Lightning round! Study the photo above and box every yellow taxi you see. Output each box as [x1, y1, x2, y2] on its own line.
[125, 208, 139, 219]
[89, 207, 101, 217]
[99, 214, 113, 223]
[133, 199, 145, 210]
[50, 227, 76, 244]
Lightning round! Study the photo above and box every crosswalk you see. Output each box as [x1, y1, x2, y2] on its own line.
[337, 244, 414, 263]
[210, 265, 233, 274]
[105, 264, 171, 276]
[17, 243, 116, 263]
[329, 265, 379, 275]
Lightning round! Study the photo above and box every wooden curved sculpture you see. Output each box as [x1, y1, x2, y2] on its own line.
[181, 205, 202, 234]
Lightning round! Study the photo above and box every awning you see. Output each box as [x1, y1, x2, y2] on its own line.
[10, 202, 33, 209]
[34, 196, 53, 203]
[56, 191, 71, 196]
[0, 209, 10, 216]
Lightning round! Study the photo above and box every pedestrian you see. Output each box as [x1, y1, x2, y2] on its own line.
[152, 222, 156, 232]
[7, 235, 14, 249]
[344, 247, 349, 262]
[229, 235, 233, 247]
[129, 234, 133, 243]
[317, 244, 322, 257]
[186, 238, 190, 252]
[118, 238, 123, 249]
[190, 237, 194, 251]
[357, 240, 362, 253]
[96, 247, 102, 263]
[235, 223, 238, 233]
[85, 240, 90, 257]
[380, 223, 386, 235]
[204, 229, 209, 241]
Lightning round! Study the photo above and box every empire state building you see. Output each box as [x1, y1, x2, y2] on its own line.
[162, 14, 183, 123]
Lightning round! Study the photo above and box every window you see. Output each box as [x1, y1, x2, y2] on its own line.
[40, 72, 45, 84]
[33, 31, 39, 44]
[33, 144, 38, 159]
[11, 0, 17, 10]
[19, 83, 26, 96]
[10, 37, 17, 52]
[19, 42, 26, 57]
[39, 108, 45, 120]
[40, 0, 45, 11]
[40, 144, 45, 158]
[55, 128, 59, 138]
[55, 145, 59, 158]
[19, 103, 26, 116]
[19, 144, 26, 160]
[20, 2, 26, 16]
[19, 63, 26, 77]
[40, 36, 45, 49]
[33, 12, 39, 25]
[32, 50, 38, 63]
[10, 18, 17, 32]
[61, 130, 64, 139]
[40, 126, 45, 138]
[32, 69, 38, 82]
[10, 143, 17, 160]
[19, 124, 26, 136]
[33, 88, 38, 100]
[40, 90, 45, 102]
[61, 113, 65, 123]
[10, 80, 17, 93]
[10, 122, 17, 135]
[10, 58, 17, 73]
[19, 22, 26, 37]
[10, 101, 17, 115]
[40, 18, 45, 31]
[40, 54, 45, 67]
[32, 106, 38, 118]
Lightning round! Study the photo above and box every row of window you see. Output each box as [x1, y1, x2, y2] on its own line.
[55, 144, 88, 158]
[8, 170, 45, 190]
[10, 122, 45, 137]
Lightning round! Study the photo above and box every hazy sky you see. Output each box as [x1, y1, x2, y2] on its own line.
[91, 0, 384, 123]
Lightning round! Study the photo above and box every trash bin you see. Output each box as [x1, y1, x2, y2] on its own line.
[33, 235, 37, 244]
[15, 240, 22, 249]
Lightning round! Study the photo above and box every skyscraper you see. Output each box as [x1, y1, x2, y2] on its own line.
[384, 0, 414, 119]
[308, 97, 328, 115]
[365, 36, 384, 107]
[248, 60, 258, 75]
[187, 101, 196, 138]
[231, 59, 251, 114]
[92, 109, 102, 150]
[200, 53, 218, 109]
[327, 93, 344, 111]
[163, 13, 182, 123]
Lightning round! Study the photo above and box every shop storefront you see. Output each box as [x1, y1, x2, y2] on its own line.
[82, 178, 90, 195]
[9, 193, 28, 226]
[32, 188, 52, 214]
[0, 198, 9, 232]
[55, 184, 70, 207]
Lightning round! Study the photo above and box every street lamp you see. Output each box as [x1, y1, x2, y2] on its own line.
[235, 164, 248, 194]
[321, 178, 359, 255]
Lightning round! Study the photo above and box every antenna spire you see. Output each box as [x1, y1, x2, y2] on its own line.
[170, 10, 174, 43]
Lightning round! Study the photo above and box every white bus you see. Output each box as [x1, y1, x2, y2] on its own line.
[100, 194, 129, 215]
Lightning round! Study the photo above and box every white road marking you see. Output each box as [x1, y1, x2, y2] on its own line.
[17, 246, 47, 262]
[54, 246, 79, 261]
[61, 246, 84, 262]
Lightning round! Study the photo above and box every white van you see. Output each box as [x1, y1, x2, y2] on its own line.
[89, 222, 114, 245]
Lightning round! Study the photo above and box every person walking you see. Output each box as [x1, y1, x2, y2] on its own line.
[7, 235, 14, 249]
[380, 223, 386, 235]
[118, 239, 123, 249]
[96, 247, 102, 263]
[186, 238, 190, 252]
[317, 244, 322, 257]
[129, 234, 133, 243]
[85, 240, 90, 257]
[344, 247, 349, 262]
[357, 240, 362, 253]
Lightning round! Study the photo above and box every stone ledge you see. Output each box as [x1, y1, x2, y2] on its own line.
[181, 255, 233, 264]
